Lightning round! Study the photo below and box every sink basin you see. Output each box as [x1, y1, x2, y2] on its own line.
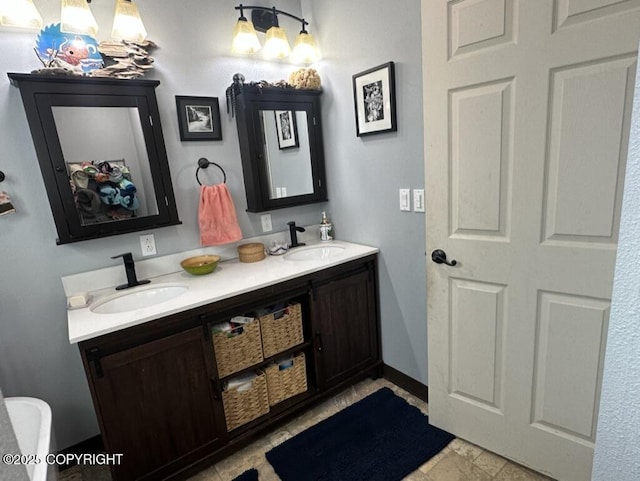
[284, 245, 345, 261]
[90, 283, 188, 314]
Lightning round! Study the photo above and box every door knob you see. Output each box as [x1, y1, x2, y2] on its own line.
[431, 249, 457, 266]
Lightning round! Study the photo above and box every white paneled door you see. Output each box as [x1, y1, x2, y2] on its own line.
[423, 1, 640, 480]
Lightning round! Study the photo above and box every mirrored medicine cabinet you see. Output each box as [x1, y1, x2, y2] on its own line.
[8, 73, 181, 244]
[234, 84, 327, 212]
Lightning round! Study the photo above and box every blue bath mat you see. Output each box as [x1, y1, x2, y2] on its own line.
[231, 468, 258, 481]
[265, 387, 454, 481]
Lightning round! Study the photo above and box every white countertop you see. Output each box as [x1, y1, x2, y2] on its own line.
[67, 240, 378, 344]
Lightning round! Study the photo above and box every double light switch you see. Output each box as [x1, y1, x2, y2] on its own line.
[399, 189, 425, 212]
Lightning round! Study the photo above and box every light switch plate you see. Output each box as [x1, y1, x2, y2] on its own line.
[399, 189, 411, 211]
[413, 189, 425, 212]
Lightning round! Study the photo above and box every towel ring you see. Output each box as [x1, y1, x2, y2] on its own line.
[0, 171, 5, 183]
[196, 158, 226, 185]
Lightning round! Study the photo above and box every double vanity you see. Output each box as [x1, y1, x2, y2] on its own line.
[9, 72, 377, 481]
[65, 240, 382, 481]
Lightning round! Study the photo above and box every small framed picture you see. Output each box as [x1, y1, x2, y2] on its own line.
[175, 96, 222, 141]
[274, 110, 299, 149]
[352, 62, 397, 137]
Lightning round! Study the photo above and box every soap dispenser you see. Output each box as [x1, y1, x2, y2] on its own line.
[320, 211, 333, 241]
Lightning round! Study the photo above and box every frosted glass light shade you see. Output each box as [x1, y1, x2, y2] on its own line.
[263, 26, 290, 59]
[112, 0, 147, 43]
[291, 31, 319, 64]
[0, 0, 43, 29]
[61, 0, 98, 36]
[231, 18, 261, 54]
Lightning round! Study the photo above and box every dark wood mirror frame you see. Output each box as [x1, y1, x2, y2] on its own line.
[8, 73, 181, 244]
[234, 85, 328, 212]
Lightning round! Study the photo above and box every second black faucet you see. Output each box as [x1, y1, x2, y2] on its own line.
[287, 221, 306, 248]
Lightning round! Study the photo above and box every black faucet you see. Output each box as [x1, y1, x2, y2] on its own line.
[287, 221, 306, 248]
[111, 253, 151, 290]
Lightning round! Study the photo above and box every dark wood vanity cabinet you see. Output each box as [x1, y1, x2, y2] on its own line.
[82, 326, 227, 481]
[79, 256, 381, 481]
[311, 265, 379, 389]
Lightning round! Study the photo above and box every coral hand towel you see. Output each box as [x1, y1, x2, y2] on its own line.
[199, 184, 242, 245]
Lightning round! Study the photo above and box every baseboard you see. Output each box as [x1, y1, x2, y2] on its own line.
[57, 434, 103, 471]
[382, 364, 428, 403]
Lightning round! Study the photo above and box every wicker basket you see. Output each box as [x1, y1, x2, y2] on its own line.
[238, 242, 265, 263]
[212, 319, 264, 378]
[222, 371, 270, 431]
[260, 303, 304, 358]
[265, 353, 308, 406]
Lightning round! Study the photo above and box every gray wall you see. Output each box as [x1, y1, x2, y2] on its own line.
[304, 0, 427, 383]
[0, 0, 428, 450]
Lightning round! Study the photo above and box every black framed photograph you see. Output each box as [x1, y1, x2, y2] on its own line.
[274, 110, 299, 149]
[175, 96, 222, 141]
[352, 61, 397, 137]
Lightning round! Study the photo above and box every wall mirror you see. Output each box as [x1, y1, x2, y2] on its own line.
[259, 109, 314, 199]
[9, 74, 181, 244]
[234, 85, 327, 212]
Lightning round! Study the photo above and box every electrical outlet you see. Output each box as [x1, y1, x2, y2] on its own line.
[140, 234, 156, 256]
[399, 189, 411, 211]
[261, 214, 273, 232]
[413, 189, 425, 212]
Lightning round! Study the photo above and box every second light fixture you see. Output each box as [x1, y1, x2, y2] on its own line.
[231, 4, 319, 64]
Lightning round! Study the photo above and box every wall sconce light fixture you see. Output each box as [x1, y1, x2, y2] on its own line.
[0, 0, 147, 42]
[231, 4, 320, 64]
[0, 0, 43, 29]
[61, 0, 98, 36]
[110, 0, 146, 42]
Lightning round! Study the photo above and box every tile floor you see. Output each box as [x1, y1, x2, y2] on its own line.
[59, 377, 555, 481]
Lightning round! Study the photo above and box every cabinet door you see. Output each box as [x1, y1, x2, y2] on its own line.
[312, 268, 379, 388]
[89, 327, 225, 481]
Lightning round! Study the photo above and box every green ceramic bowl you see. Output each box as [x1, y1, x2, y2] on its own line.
[180, 255, 221, 275]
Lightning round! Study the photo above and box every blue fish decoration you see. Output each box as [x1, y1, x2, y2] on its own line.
[35, 23, 103, 73]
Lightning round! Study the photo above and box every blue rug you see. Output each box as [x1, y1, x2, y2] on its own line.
[231, 468, 258, 481]
[265, 387, 454, 481]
